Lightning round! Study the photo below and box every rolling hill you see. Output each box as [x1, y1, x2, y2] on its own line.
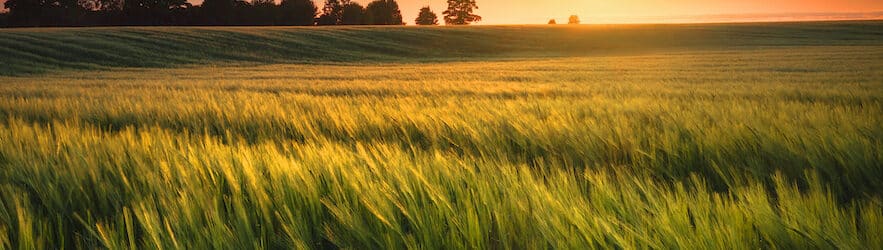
[1, 21, 882, 75]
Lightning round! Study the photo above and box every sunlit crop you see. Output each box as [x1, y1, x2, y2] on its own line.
[0, 23, 881, 249]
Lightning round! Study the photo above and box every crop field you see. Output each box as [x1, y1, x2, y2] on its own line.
[0, 22, 882, 248]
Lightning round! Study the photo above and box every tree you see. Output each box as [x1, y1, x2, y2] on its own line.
[3, 0, 95, 26]
[248, 0, 278, 25]
[79, 0, 123, 12]
[443, 0, 480, 25]
[200, 0, 246, 25]
[3, 0, 44, 26]
[365, 0, 401, 25]
[80, 0, 125, 25]
[568, 15, 580, 24]
[316, 0, 343, 25]
[414, 6, 437, 25]
[278, 0, 316, 25]
[123, 0, 190, 25]
[339, 1, 365, 25]
[548, 19, 556, 24]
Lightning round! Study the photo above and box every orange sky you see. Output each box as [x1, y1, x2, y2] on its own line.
[3, 0, 882, 24]
[399, 0, 883, 24]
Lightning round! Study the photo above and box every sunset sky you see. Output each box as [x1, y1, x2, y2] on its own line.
[3, 0, 883, 24]
[396, 0, 883, 24]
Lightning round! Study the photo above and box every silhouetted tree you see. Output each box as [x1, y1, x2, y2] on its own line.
[123, 0, 190, 25]
[316, 0, 344, 25]
[4, 0, 45, 26]
[5, 0, 130, 26]
[249, 0, 278, 25]
[82, 0, 124, 25]
[80, 0, 123, 12]
[443, 0, 480, 25]
[365, 0, 402, 25]
[201, 0, 246, 25]
[339, 1, 365, 25]
[49, 0, 85, 25]
[0, 0, 456, 27]
[278, 0, 316, 25]
[414, 6, 437, 25]
[568, 15, 580, 24]
[548, 19, 556, 24]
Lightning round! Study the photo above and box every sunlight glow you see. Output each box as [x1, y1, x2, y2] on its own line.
[409, 0, 883, 24]
[2, 0, 882, 24]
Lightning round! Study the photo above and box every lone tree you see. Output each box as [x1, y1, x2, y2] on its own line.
[548, 19, 556, 24]
[443, 0, 480, 25]
[365, 0, 402, 25]
[415, 6, 438, 25]
[568, 15, 580, 24]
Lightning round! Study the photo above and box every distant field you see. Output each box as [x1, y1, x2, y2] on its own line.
[1, 21, 882, 75]
[0, 22, 881, 248]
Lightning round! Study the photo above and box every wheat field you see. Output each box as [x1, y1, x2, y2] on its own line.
[0, 22, 882, 249]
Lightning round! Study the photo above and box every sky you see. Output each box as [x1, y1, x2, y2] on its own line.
[3, 0, 883, 24]
[401, 0, 883, 24]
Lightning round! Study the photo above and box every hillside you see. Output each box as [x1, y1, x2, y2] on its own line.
[1, 21, 882, 75]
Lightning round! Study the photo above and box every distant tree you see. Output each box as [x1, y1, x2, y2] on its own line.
[316, 0, 344, 25]
[48, 0, 84, 25]
[414, 6, 437, 25]
[339, 1, 366, 25]
[278, 0, 317, 25]
[79, 0, 124, 25]
[568, 15, 580, 24]
[249, 0, 278, 25]
[201, 0, 247, 25]
[548, 19, 556, 24]
[123, 0, 191, 25]
[3, 0, 44, 26]
[443, 0, 480, 25]
[3, 0, 95, 26]
[251, 0, 276, 8]
[80, 0, 123, 12]
[365, 0, 402, 25]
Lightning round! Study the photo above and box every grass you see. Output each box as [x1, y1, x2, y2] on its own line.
[0, 21, 881, 248]
[1, 21, 882, 75]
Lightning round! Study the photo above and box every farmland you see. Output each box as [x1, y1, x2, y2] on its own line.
[0, 22, 881, 248]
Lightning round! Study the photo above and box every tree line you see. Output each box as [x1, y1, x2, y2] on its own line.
[0, 0, 480, 27]
[548, 15, 580, 25]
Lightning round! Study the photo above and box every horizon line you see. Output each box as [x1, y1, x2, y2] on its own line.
[1, 9, 881, 26]
[481, 10, 883, 25]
